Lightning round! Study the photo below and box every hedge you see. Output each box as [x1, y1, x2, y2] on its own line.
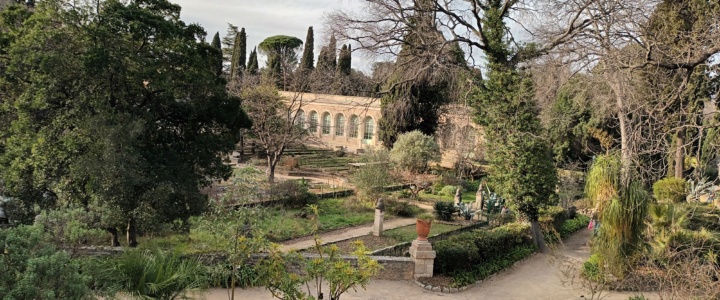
[434, 223, 532, 274]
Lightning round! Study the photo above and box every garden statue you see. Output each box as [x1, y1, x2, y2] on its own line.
[375, 197, 385, 211]
[373, 198, 385, 236]
[454, 187, 461, 205]
[475, 183, 484, 211]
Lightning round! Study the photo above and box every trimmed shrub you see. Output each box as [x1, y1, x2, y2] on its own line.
[384, 198, 422, 217]
[450, 244, 536, 287]
[440, 185, 458, 197]
[558, 215, 590, 239]
[434, 223, 532, 274]
[653, 177, 687, 203]
[433, 201, 457, 221]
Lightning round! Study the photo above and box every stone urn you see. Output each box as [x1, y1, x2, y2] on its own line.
[416, 215, 433, 241]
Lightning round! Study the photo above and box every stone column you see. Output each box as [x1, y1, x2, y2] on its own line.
[373, 198, 385, 237]
[410, 239, 436, 278]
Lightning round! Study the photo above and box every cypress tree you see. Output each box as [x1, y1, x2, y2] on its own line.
[246, 47, 258, 75]
[210, 32, 223, 76]
[329, 35, 337, 68]
[316, 46, 330, 71]
[238, 28, 247, 70]
[300, 26, 315, 70]
[337, 44, 351, 75]
[230, 31, 242, 78]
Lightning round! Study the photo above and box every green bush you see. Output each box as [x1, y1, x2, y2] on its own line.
[450, 244, 536, 287]
[433, 201, 457, 221]
[0, 225, 91, 299]
[384, 198, 422, 217]
[582, 253, 603, 281]
[434, 223, 532, 274]
[434, 239, 480, 273]
[440, 185, 458, 197]
[558, 215, 590, 238]
[653, 177, 687, 203]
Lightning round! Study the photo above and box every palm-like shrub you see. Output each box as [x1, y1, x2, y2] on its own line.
[101, 250, 208, 300]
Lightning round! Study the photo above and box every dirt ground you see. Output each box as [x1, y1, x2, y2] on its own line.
[194, 229, 658, 300]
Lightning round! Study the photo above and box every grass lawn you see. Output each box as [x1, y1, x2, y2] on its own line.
[139, 197, 376, 254]
[418, 180, 481, 203]
[261, 198, 376, 242]
[383, 223, 461, 243]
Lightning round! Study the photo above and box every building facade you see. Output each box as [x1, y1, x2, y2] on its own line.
[279, 91, 485, 167]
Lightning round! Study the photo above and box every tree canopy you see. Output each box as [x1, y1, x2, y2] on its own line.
[0, 0, 250, 245]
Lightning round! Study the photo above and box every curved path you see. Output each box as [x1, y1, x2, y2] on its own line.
[199, 229, 657, 300]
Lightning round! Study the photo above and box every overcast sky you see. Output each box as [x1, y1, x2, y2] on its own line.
[171, 0, 371, 71]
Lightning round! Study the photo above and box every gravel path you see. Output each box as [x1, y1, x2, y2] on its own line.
[198, 229, 658, 300]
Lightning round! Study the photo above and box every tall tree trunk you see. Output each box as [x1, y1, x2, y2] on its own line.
[610, 77, 632, 183]
[127, 217, 138, 248]
[267, 156, 276, 184]
[239, 131, 245, 161]
[530, 221, 548, 253]
[675, 127, 686, 179]
[107, 227, 120, 247]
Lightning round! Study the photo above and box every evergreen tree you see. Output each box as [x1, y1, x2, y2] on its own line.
[337, 44, 351, 76]
[300, 26, 314, 70]
[329, 35, 337, 68]
[210, 31, 223, 76]
[471, 1, 557, 249]
[230, 31, 242, 78]
[238, 28, 247, 70]
[221, 23, 238, 64]
[247, 47, 258, 75]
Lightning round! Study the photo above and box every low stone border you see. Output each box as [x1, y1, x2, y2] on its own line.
[413, 251, 540, 294]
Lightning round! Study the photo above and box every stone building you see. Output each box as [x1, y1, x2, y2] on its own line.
[279, 91, 485, 168]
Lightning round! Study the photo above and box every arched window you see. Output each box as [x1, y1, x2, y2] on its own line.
[363, 117, 374, 140]
[349, 115, 359, 138]
[335, 114, 345, 136]
[309, 111, 318, 133]
[322, 112, 331, 134]
[295, 110, 305, 129]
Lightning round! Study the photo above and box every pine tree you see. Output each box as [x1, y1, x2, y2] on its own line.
[300, 26, 314, 70]
[246, 47, 258, 75]
[210, 32, 222, 76]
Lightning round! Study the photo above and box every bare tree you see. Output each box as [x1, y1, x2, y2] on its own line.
[229, 77, 318, 183]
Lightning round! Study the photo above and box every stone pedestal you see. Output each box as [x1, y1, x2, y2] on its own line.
[373, 209, 384, 236]
[409, 239, 436, 278]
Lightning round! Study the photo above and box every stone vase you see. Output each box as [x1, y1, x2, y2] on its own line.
[416, 219, 432, 241]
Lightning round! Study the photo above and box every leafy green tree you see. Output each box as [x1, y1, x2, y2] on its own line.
[0, 0, 250, 246]
[389, 130, 440, 173]
[300, 26, 314, 70]
[0, 225, 91, 299]
[259, 35, 303, 90]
